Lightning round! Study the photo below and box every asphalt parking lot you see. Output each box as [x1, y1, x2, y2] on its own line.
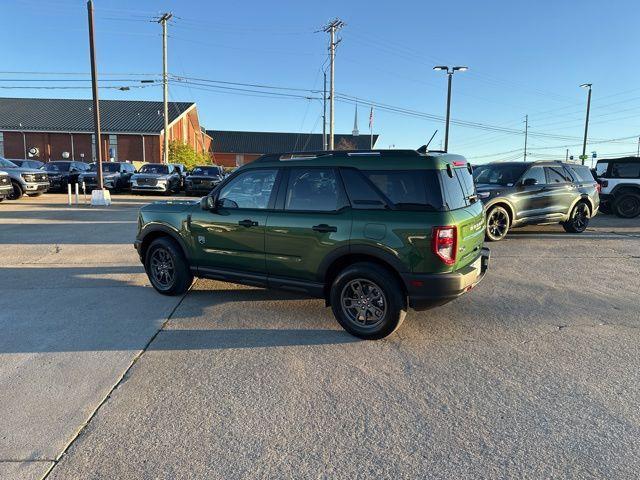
[1, 193, 639, 480]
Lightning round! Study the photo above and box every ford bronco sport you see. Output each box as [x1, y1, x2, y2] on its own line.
[135, 150, 490, 339]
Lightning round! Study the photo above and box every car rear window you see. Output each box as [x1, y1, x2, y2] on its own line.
[363, 170, 443, 211]
[440, 167, 475, 210]
[566, 165, 595, 182]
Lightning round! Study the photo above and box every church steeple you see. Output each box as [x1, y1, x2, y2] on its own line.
[352, 101, 359, 136]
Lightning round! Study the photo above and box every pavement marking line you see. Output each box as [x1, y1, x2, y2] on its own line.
[39, 284, 193, 480]
[508, 233, 629, 239]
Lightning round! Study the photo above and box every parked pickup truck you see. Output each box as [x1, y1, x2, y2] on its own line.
[0, 157, 49, 199]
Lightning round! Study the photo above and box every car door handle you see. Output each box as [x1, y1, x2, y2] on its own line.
[312, 224, 337, 233]
[238, 219, 258, 227]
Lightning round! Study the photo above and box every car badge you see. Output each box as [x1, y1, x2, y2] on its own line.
[198, 235, 205, 245]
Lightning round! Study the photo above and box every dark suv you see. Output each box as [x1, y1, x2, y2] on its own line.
[474, 161, 600, 241]
[184, 165, 225, 196]
[78, 161, 136, 192]
[41, 161, 90, 191]
[135, 149, 490, 339]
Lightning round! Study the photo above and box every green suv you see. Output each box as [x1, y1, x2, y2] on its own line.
[135, 150, 490, 339]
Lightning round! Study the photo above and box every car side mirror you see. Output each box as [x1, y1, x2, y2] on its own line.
[200, 195, 217, 211]
[522, 178, 538, 186]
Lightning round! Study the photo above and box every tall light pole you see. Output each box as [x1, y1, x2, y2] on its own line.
[523, 114, 529, 162]
[86, 0, 104, 200]
[433, 66, 467, 152]
[580, 83, 592, 166]
[323, 19, 344, 150]
[158, 13, 172, 164]
[322, 70, 327, 151]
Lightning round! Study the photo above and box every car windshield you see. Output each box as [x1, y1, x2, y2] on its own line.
[89, 163, 120, 173]
[191, 166, 221, 176]
[139, 164, 169, 174]
[43, 162, 71, 172]
[0, 158, 18, 168]
[474, 164, 527, 185]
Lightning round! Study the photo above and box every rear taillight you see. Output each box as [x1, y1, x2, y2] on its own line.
[432, 226, 457, 265]
[594, 182, 601, 193]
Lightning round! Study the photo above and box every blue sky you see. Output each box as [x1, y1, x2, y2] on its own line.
[2, 0, 639, 163]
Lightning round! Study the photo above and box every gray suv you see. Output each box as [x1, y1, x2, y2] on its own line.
[0, 157, 49, 199]
[0, 171, 12, 201]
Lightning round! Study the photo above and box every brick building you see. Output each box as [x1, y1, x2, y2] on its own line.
[207, 130, 379, 167]
[0, 97, 211, 163]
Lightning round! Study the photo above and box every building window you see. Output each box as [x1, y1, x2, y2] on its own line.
[108, 134, 117, 161]
[91, 134, 96, 161]
[0, 132, 4, 157]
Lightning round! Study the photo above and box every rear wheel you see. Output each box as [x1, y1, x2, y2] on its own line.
[330, 262, 406, 340]
[485, 205, 510, 241]
[563, 201, 590, 233]
[144, 237, 193, 295]
[614, 192, 640, 218]
[8, 181, 23, 200]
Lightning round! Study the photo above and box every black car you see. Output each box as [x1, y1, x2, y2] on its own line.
[78, 162, 137, 192]
[9, 159, 44, 170]
[474, 161, 600, 241]
[184, 165, 225, 196]
[41, 161, 90, 191]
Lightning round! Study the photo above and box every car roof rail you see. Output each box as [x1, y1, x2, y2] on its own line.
[252, 149, 422, 163]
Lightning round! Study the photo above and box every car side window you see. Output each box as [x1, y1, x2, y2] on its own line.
[522, 166, 546, 185]
[218, 169, 277, 209]
[611, 162, 640, 179]
[285, 168, 347, 212]
[339, 168, 387, 209]
[545, 167, 570, 184]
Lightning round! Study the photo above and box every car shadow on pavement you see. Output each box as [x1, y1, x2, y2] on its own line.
[149, 328, 357, 351]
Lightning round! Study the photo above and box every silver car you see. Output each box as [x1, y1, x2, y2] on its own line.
[130, 163, 181, 195]
[0, 157, 49, 199]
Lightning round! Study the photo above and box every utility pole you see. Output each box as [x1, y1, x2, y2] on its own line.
[87, 0, 104, 197]
[637, 137, 639, 157]
[323, 19, 344, 150]
[566, 149, 569, 162]
[580, 83, 592, 165]
[523, 114, 529, 162]
[322, 71, 327, 151]
[158, 12, 172, 164]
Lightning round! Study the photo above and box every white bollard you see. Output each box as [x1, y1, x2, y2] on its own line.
[82, 182, 87, 204]
[67, 183, 72, 206]
[75, 182, 79, 206]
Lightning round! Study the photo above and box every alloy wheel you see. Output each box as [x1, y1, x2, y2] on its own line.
[150, 247, 175, 289]
[340, 279, 387, 329]
[487, 208, 509, 240]
[572, 203, 589, 230]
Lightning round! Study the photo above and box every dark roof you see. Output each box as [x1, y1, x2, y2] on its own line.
[0, 97, 194, 134]
[207, 130, 379, 154]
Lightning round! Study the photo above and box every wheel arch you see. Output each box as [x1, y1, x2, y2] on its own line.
[138, 225, 191, 264]
[319, 246, 409, 305]
[611, 183, 640, 197]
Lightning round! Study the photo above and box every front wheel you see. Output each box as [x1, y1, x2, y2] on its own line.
[8, 181, 23, 200]
[563, 202, 590, 233]
[485, 205, 510, 241]
[330, 263, 406, 340]
[144, 237, 193, 295]
[614, 193, 640, 218]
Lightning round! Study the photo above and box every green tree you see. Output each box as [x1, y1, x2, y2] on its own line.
[168, 141, 211, 170]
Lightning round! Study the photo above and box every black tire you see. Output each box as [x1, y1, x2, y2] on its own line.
[614, 192, 640, 218]
[7, 181, 23, 200]
[563, 201, 590, 233]
[485, 205, 510, 241]
[144, 237, 193, 295]
[329, 262, 406, 340]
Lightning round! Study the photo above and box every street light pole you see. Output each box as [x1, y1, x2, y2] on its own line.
[434, 66, 467, 152]
[580, 83, 592, 166]
[323, 19, 344, 150]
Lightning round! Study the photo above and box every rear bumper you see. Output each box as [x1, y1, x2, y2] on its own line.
[403, 247, 490, 311]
